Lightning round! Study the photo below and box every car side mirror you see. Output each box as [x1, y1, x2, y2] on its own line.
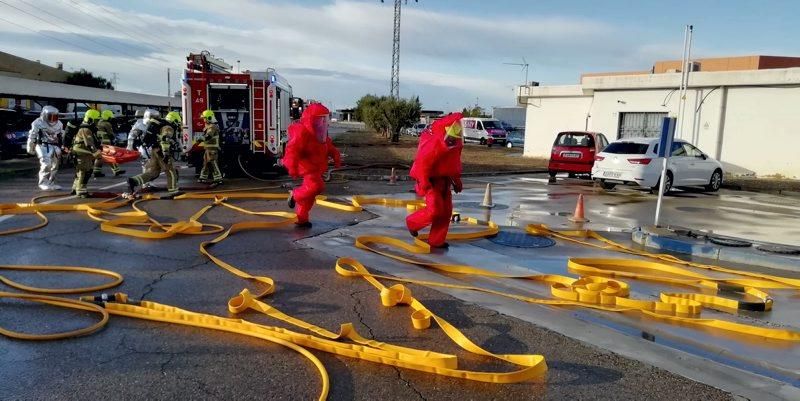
[700, 154, 707, 160]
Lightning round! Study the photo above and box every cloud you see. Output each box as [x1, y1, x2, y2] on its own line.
[0, 0, 691, 109]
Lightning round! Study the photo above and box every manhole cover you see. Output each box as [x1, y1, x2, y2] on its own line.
[453, 202, 509, 210]
[756, 244, 800, 255]
[488, 231, 555, 248]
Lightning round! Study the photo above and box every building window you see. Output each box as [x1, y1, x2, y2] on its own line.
[617, 112, 668, 139]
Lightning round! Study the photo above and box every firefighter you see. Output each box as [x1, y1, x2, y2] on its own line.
[123, 110, 168, 199]
[406, 112, 464, 248]
[70, 109, 103, 198]
[127, 109, 149, 173]
[283, 103, 341, 228]
[160, 111, 182, 195]
[26, 106, 64, 190]
[197, 109, 222, 185]
[93, 110, 125, 177]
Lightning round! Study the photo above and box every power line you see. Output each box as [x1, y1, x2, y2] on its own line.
[0, 0, 169, 73]
[9, 0, 148, 62]
[95, 1, 185, 53]
[60, 0, 167, 55]
[0, 14, 98, 56]
[67, 0, 182, 54]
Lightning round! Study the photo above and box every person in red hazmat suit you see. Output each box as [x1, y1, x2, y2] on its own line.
[283, 103, 341, 228]
[406, 112, 464, 248]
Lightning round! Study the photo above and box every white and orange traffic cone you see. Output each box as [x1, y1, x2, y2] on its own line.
[569, 194, 588, 223]
[389, 168, 397, 185]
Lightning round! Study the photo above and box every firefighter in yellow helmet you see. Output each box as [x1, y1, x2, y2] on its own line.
[93, 109, 125, 177]
[198, 109, 222, 185]
[159, 111, 182, 195]
[123, 109, 183, 199]
[71, 109, 103, 197]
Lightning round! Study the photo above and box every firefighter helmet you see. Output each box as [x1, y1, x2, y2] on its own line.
[165, 111, 182, 124]
[83, 109, 101, 123]
[101, 110, 115, 121]
[201, 109, 215, 122]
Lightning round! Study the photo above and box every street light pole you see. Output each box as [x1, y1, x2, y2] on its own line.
[655, 25, 692, 227]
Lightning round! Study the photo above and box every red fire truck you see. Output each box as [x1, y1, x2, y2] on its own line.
[181, 51, 293, 177]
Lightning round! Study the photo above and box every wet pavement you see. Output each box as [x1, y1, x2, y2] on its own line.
[465, 175, 800, 246]
[1, 167, 797, 400]
[302, 174, 800, 400]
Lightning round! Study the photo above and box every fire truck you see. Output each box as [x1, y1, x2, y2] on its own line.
[181, 51, 293, 177]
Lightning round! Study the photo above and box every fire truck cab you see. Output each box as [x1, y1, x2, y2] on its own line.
[181, 51, 293, 177]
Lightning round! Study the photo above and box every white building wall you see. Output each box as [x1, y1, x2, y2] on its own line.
[520, 72, 800, 178]
[522, 95, 592, 158]
[721, 87, 800, 177]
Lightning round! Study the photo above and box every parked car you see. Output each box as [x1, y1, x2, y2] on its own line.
[548, 131, 609, 179]
[462, 117, 507, 147]
[405, 122, 428, 137]
[505, 130, 524, 148]
[0, 109, 36, 159]
[592, 137, 724, 193]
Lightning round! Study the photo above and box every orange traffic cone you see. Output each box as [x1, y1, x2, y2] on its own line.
[569, 194, 588, 223]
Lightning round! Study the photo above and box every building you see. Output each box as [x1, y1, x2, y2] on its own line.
[0, 51, 177, 116]
[517, 56, 800, 178]
[0, 51, 72, 110]
[0, 51, 70, 83]
[492, 106, 526, 129]
[419, 109, 444, 124]
[335, 108, 443, 123]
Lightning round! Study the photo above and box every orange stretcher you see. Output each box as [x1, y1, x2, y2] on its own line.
[101, 145, 140, 164]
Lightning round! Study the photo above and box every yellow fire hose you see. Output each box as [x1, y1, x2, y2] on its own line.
[1, 190, 800, 401]
[0, 192, 547, 400]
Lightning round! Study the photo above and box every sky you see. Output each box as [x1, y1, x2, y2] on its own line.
[1, 0, 799, 111]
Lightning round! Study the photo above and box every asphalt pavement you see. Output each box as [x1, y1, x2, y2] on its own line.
[0, 165, 740, 400]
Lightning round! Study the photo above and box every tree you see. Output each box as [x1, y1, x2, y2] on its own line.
[355, 94, 421, 143]
[65, 69, 114, 90]
[354, 94, 379, 122]
[461, 106, 488, 118]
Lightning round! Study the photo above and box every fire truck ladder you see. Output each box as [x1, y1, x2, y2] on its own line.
[252, 79, 266, 154]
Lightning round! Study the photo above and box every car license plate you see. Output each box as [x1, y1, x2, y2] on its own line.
[561, 152, 581, 158]
[603, 171, 622, 178]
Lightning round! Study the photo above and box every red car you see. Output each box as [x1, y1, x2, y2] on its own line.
[548, 131, 609, 179]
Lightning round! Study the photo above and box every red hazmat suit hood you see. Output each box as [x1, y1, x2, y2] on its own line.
[409, 112, 464, 193]
[283, 102, 341, 178]
[429, 112, 463, 140]
[302, 103, 331, 143]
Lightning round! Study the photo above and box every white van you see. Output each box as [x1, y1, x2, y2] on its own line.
[462, 117, 507, 147]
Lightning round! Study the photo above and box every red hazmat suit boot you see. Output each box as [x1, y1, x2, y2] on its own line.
[406, 177, 454, 247]
[405, 112, 464, 247]
[293, 173, 324, 225]
[282, 103, 341, 225]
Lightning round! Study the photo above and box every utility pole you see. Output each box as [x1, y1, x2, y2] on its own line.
[110, 72, 119, 88]
[381, 0, 418, 99]
[167, 68, 173, 107]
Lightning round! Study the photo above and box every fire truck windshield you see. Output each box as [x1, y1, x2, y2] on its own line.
[209, 87, 249, 111]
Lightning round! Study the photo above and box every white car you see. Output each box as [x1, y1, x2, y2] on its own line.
[406, 122, 428, 137]
[592, 137, 724, 193]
